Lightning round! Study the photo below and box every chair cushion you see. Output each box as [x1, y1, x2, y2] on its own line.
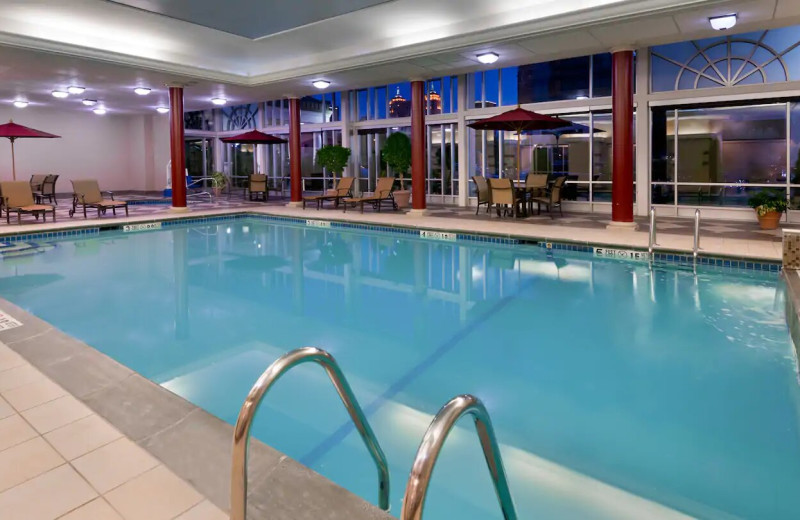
[97, 200, 127, 207]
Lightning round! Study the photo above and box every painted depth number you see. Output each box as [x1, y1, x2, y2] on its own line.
[593, 247, 650, 261]
[420, 230, 457, 241]
[305, 219, 331, 228]
[123, 222, 162, 233]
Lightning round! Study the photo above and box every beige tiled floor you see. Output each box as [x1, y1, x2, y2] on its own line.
[0, 343, 226, 520]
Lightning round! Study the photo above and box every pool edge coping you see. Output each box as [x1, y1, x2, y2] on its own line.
[0, 296, 394, 520]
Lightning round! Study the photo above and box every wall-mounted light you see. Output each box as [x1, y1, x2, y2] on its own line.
[51, 90, 68, 98]
[312, 80, 331, 89]
[477, 52, 500, 64]
[93, 108, 107, 115]
[134, 87, 151, 96]
[709, 14, 737, 31]
[211, 97, 227, 105]
[156, 107, 169, 113]
[82, 99, 97, 106]
[13, 100, 28, 108]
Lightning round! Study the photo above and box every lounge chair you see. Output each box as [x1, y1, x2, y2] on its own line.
[34, 174, 59, 205]
[69, 179, 128, 218]
[342, 177, 397, 213]
[303, 177, 354, 209]
[489, 178, 520, 218]
[530, 175, 567, 218]
[472, 176, 492, 215]
[0, 181, 56, 224]
[247, 174, 268, 201]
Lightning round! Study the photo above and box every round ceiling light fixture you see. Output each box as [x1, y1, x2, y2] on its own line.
[82, 99, 97, 106]
[93, 107, 107, 115]
[156, 107, 169, 114]
[134, 87, 151, 96]
[13, 100, 28, 108]
[51, 90, 69, 98]
[477, 52, 500, 64]
[67, 86, 85, 95]
[211, 97, 227, 105]
[312, 79, 331, 89]
[709, 14, 737, 31]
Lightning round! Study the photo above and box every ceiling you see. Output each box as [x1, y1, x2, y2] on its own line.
[106, 0, 394, 39]
[0, 0, 798, 115]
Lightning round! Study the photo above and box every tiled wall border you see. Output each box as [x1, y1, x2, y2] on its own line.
[0, 211, 782, 273]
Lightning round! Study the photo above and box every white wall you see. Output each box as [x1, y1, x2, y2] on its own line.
[0, 105, 170, 192]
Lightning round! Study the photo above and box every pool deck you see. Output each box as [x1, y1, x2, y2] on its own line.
[0, 196, 785, 261]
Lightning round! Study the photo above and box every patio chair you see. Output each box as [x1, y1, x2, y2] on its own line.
[248, 174, 268, 201]
[530, 175, 567, 218]
[29, 174, 46, 193]
[303, 177, 354, 209]
[0, 181, 56, 224]
[524, 173, 549, 214]
[472, 176, 492, 215]
[342, 177, 397, 213]
[69, 179, 128, 218]
[489, 178, 520, 218]
[34, 174, 59, 205]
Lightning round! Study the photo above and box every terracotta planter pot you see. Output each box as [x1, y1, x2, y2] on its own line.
[756, 210, 782, 230]
[394, 190, 411, 209]
[212, 187, 223, 197]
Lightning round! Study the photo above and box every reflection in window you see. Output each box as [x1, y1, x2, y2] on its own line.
[518, 56, 590, 103]
[222, 104, 259, 131]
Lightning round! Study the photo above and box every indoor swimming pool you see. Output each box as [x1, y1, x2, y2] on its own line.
[0, 218, 797, 519]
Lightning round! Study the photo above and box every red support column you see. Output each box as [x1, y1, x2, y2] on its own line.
[411, 80, 426, 212]
[289, 98, 302, 204]
[611, 49, 634, 224]
[169, 86, 187, 209]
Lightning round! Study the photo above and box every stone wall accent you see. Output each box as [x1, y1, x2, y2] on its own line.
[783, 230, 800, 269]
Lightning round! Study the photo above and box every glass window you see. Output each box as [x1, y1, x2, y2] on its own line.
[357, 89, 368, 121]
[471, 72, 483, 108]
[483, 69, 499, 107]
[222, 104, 259, 131]
[519, 56, 591, 103]
[500, 67, 518, 106]
[374, 87, 387, 119]
[388, 83, 411, 118]
[442, 76, 456, 113]
[592, 54, 613, 97]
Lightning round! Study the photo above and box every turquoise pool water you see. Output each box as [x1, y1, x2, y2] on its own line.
[0, 219, 798, 519]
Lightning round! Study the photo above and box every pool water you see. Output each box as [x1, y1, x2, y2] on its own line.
[0, 219, 798, 519]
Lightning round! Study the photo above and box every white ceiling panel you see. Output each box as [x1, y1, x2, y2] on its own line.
[516, 31, 603, 55]
[589, 16, 681, 47]
[775, 0, 800, 18]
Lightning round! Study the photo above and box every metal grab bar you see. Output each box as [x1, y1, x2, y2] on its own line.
[400, 395, 517, 520]
[648, 207, 658, 255]
[693, 209, 701, 260]
[230, 347, 390, 520]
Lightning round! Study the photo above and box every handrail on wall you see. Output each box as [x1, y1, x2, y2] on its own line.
[230, 347, 390, 520]
[400, 394, 517, 520]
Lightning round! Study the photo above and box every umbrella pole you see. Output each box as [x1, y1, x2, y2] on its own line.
[10, 138, 16, 181]
[516, 131, 521, 183]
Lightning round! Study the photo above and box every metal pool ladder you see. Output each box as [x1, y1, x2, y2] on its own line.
[400, 394, 518, 520]
[648, 207, 658, 255]
[693, 209, 701, 260]
[649, 208, 702, 263]
[230, 347, 390, 520]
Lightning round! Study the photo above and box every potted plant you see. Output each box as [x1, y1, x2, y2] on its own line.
[381, 132, 412, 208]
[316, 145, 351, 193]
[210, 171, 227, 197]
[748, 190, 788, 230]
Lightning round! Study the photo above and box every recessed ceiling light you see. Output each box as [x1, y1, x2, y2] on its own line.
[312, 80, 331, 89]
[211, 97, 227, 105]
[93, 108, 107, 115]
[13, 100, 28, 108]
[477, 52, 500, 64]
[134, 87, 151, 96]
[82, 99, 97, 106]
[156, 107, 169, 114]
[67, 86, 85, 95]
[51, 90, 68, 98]
[709, 14, 737, 31]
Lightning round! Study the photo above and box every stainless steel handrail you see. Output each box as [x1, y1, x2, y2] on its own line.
[648, 207, 657, 255]
[693, 209, 701, 260]
[400, 395, 517, 520]
[230, 347, 390, 520]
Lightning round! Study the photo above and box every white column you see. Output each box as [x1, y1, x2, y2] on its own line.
[635, 47, 651, 217]
[457, 74, 469, 207]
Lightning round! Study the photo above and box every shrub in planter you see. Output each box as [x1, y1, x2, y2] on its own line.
[316, 145, 351, 182]
[748, 190, 788, 230]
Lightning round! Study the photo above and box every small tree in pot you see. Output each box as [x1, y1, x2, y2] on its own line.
[748, 190, 788, 230]
[316, 145, 351, 192]
[381, 132, 412, 208]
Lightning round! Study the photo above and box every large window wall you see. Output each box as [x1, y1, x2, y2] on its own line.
[354, 77, 458, 121]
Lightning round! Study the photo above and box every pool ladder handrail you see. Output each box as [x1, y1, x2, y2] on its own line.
[230, 347, 390, 520]
[649, 208, 702, 262]
[648, 207, 658, 255]
[400, 394, 518, 520]
[693, 209, 701, 260]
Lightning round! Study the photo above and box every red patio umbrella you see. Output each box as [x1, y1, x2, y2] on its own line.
[221, 130, 287, 175]
[0, 120, 61, 180]
[468, 107, 572, 181]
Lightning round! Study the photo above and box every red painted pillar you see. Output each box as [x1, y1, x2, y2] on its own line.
[289, 98, 302, 203]
[411, 80, 426, 211]
[169, 86, 187, 209]
[611, 49, 634, 223]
